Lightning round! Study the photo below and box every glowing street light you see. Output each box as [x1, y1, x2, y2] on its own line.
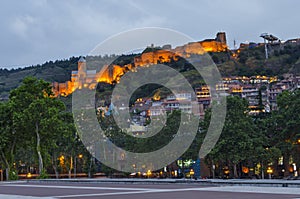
[74, 154, 83, 178]
[267, 166, 273, 179]
[147, 170, 152, 178]
[26, 173, 32, 178]
[189, 169, 195, 179]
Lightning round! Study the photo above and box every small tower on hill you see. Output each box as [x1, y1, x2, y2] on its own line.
[216, 32, 227, 44]
[78, 56, 86, 81]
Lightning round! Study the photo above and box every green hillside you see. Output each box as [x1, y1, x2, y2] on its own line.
[1, 43, 300, 101]
[0, 57, 79, 100]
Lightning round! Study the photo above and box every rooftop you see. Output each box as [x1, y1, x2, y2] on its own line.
[78, 56, 86, 63]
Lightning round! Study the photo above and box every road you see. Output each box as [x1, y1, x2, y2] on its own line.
[0, 181, 300, 199]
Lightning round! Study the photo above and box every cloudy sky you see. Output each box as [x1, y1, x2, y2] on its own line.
[1, 0, 299, 69]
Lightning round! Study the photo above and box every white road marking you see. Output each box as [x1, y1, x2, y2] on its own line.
[52, 186, 300, 198]
[53, 188, 213, 198]
[1, 184, 152, 191]
[0, 194, 53, 199]
[53, 188, 214, 198]
[198, 186, 300, 195]
[0, 181, 27, 184]
[53, 190, 156, 198]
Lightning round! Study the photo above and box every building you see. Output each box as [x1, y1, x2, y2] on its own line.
[149, 101, 165, 117]
[52, 57, 97, 96]
[53, 32, 229, 96]
[195, 86, 211, 110]
[174, 32, 228, 57]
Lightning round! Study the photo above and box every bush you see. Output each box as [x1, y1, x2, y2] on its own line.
[37, 169, 49, 179]
[9, 170, 19, 180]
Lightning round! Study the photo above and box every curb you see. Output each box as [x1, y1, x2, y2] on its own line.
[25, 178, 300, 188]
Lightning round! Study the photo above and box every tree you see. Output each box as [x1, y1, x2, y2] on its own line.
[207, 96, 260, 178]
[42, 110, 77, 178]
[9, 77, 68, 175]
[252, 111, 281, 178]
[0, 102, 19, 180]
[271, 90, 300, 176]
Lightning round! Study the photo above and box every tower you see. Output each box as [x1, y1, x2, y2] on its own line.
[216, 32, 227, 44]
[78, 56, 86, 79]
[234, 39, 237, 50]
[78, 56, 86, 88]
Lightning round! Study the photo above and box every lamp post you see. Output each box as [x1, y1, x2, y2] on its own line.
[267, 166, 273, 179]
[189, 169, 195, 179]
[74, 154, 83, 178]
[212, 164, 216, 179]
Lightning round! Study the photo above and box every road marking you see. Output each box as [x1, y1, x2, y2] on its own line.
[54, 190, 155, 198]
[0, 194, 53, 199]
[0, 181, 27, 184]
[198, 186, 300, 195]
[53, 186, 300, 198]
[1, 184, 152, 191]
[53, 188, 209, 198]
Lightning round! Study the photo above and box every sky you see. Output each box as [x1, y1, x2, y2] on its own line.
[1, 0, 300, 69]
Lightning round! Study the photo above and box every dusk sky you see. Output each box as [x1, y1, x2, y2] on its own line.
[1, 0, 299, 69]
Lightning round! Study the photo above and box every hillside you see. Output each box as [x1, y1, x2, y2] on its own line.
[230, 44, 300, 76]
[0, 57, 78, 100]
[1, 43, 300, 101]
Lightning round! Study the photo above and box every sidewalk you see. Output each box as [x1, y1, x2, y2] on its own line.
[27, 178, 300, 188]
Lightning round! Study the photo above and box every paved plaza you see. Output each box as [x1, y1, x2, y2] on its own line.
[0, 180, 300, 199]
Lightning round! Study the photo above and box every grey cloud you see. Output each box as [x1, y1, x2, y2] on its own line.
[0, 0, 299, 69]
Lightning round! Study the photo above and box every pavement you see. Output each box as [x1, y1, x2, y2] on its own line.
[0, 179, 300, 198]
[27, 178, 300, 187]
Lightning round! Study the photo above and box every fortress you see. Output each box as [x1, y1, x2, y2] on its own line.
[52, 32, 228, 96]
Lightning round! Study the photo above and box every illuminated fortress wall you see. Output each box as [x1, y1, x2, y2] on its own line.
[52, 32, 228, 96]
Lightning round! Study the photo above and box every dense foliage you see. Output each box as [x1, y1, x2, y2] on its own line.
[0, 75, 299, 180]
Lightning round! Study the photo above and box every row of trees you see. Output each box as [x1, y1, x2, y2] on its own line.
[0, 77, 299, 179]
[0, 77, 94, 180]
[201, 91, 300, 178]
[97, 89, 300, 179]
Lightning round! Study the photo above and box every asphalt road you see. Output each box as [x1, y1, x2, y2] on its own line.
[0, 181, 300, 199]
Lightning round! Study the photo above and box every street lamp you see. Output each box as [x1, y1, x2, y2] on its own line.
[267, 166, 273, 179]
[189, 169, 195, 179]
[147, 170, 152, 178]
[74, 154, 83, 178]
[26, 173, 32, 178]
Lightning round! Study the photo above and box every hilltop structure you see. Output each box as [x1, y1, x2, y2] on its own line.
[52, 57, 97, 96]
[52, 32, 229, 96]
